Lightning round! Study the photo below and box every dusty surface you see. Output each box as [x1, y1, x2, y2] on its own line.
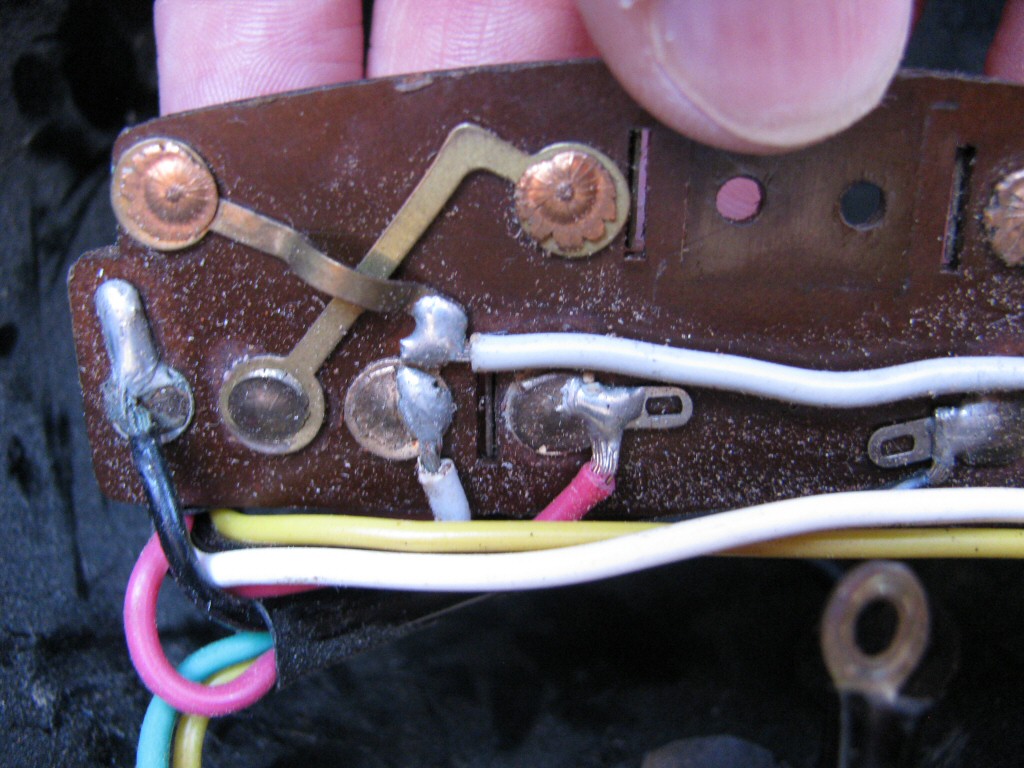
[3, 2, 1024, 766]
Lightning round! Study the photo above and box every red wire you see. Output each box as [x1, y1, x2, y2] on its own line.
[534, 464, 615, 521]
[123, 533, 278, 717]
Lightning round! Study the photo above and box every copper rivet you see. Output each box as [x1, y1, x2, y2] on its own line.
[515, 150, 617, 252]
[984, 168, 1024, 267]
[111, 138, 218, 251]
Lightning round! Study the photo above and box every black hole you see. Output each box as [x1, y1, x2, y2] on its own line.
[55, 1, 158, 132]
[881, 435, 914, 457]
[855, 599, 899, 656]
[840, 181, 885, 229]
[0, 324, 18, 357]
[12, 52, 62, 118]
[7, 437, 36, 496]
[646, 396, 683, 416]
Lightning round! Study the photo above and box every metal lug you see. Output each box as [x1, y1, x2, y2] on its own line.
[95, 280, 193, 442]
[396, 365, 455, 472]
[868, 399, 1024, 478]
[399, 295, 468, 369]
[503, 373, 692, 463]
[867, 418, 935, 469]
[627, 386, 694, 431]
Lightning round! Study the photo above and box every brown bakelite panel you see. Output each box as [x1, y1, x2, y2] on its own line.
[69, 62, 1024, 517]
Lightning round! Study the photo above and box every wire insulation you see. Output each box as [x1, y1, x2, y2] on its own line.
[209, 508, 659, 552]
[131, 430, 264, 630]
[735, 527, 1024, 559]
[172, 663, 252, 768]
[469, 333, 1024, 408]
[534, 464, 615, 521]
[419, 458, 472, 521]
[198, 488, 1024, 592]
[125, 533, 278, 717]
[209, 510, 1024, 559]
[135, 633, 271, 768]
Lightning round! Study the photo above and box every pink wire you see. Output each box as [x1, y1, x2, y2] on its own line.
[534, 464, 615, 521]
[124, 533, 278, 717]
[230, 583, 318, 599]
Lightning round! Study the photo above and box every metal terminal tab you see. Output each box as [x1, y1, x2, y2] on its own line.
[868, 399, 1024, 482]
[867, 418, 935, 469]
[399, 295, 468, 369]
[396, 365, 456, 472]
[562, 377, 641, 477]
[504, 373, 692, 463]
[95, 279, 194, 442]
[627, 385, 694, 431]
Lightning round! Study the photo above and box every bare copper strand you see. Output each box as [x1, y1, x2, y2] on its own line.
[515, 151, 617, 251]
[112, 139, 218, 250]
[985, 169, 1024, 267]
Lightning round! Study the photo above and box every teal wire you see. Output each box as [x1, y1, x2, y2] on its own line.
[135, 632, 274, 768]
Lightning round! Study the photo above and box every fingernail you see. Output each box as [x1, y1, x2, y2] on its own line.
[643, 0, 911, 147]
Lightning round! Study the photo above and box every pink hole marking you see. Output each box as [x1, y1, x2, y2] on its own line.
[715, 177, 763, 223]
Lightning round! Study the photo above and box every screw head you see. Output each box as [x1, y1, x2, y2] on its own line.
[984, 168, 1024, 267]
[111, 138, 218, 251]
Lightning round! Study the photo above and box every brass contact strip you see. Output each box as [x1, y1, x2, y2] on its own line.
[210, 201, 431, 314]
[285, 124, 534, 374]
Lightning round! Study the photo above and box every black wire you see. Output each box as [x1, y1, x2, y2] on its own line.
[130, 429, 268, 631]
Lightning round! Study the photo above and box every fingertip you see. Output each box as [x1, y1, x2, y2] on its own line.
[155, 0, 364, 114]
[987, 0, 1024, 83]
[367, 0, 597, 78]
[577, 0, 913, 153]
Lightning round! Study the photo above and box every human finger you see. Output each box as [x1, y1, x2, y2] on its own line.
[367, 0, 597, 78]
[987, 0, 1024, 83]
[575, 0, 914, 153]
[154, 0, 364, 114]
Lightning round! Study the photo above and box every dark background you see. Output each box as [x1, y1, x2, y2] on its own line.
[2, 1, 1023, 766]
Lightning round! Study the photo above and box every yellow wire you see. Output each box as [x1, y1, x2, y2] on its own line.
[172, 662, 252, 768]
[731, 527, 1024, 559]
[209, 509, 1024, 559]
[210, 508, 659, 552]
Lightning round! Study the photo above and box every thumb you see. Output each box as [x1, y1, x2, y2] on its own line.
[576, 0, 913, 153]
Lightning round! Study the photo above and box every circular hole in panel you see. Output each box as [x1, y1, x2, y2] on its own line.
[840, 181, 885, 229]
[854, 598, 900, 656]
[715, 176, 764, 223]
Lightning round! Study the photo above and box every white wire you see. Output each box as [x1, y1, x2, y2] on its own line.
[419, 458, 472, 522]
[468, 333, 1024, 408]
[197, 488, 1024, 593]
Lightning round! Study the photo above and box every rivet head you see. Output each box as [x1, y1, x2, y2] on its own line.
[984, 168, 1024, 267]
[111, 138, 218, 251]
[515, 150, 617, 253]
[226, 369, 311, 448]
